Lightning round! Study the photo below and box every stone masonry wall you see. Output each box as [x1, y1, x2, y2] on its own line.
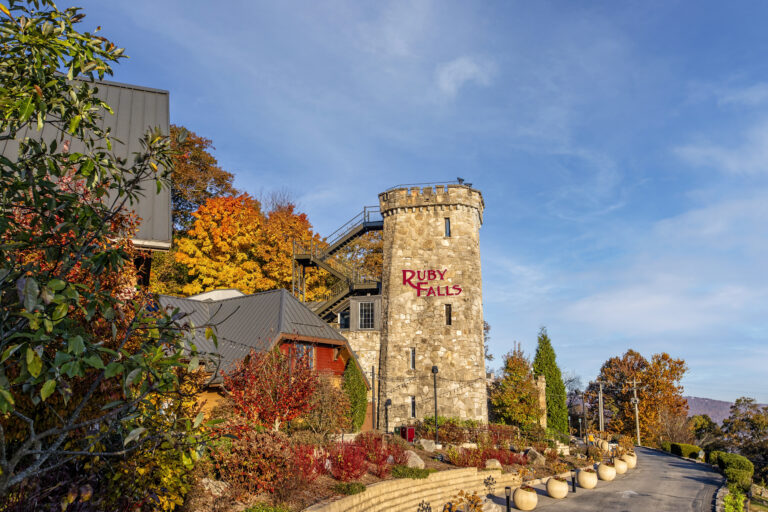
[377, 184, 487, 427]
[344, 330, 380, 401]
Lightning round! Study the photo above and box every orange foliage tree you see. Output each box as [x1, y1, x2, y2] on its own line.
[174, 195, 329, 299]
[586, 350, 688, 444]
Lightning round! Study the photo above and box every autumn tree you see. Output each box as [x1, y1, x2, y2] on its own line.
[586, 350, 688, 445]
[334, 230, 383, 279]
[175, 194, 266, 294]
[532, 327, 568, 434]
[223, 348, 318, 431]
[305, 373, 351, 439]
[489, 343, 541, 428]
[170, 124, 238, 233]
[261, 200, 329, 297]
[0, 1, 207, 500]
[174, 194, 330, 299]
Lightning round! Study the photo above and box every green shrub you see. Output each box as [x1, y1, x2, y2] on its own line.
[718, 453, 755, 474]
[660, 441, 671, 452]
[671, 443, 701, 459]
[332, 482, 367, 495]
[725, 468, 753, 493]
[391, 465, 435, 479]
[342, 360, 368, 432]
[244, 504, 291, 512]
[708, 450, 725, 465]
[723, 490, 745, 512]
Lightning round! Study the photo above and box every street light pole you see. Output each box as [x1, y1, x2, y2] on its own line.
[598, 381, 605, 433]
[432, 365, 439, 445]
[384, 398, 391, 433]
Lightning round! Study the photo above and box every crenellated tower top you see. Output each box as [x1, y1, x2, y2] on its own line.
[378, 183, 484, 224]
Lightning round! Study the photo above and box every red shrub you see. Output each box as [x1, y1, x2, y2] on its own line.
[210, 427, 292, 497]
[446, 447, 527, 468]
[387, 439, 409, 466]
[488, 424, 518, 447]
[356, 431, 385, 462]
[328, 442, 367, 481]
[292, 444, 325, 482]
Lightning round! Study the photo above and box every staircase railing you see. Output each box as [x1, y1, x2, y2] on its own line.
[324, 206, 382, 251]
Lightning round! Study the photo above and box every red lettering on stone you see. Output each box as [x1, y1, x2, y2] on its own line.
[403, 270, 416, 287]
[445, 286, 454, 296]
[427, 270, 437, 281]
[452, 285, 462, 295]
[437, 269, 447, 280]
[416, 282, 429, 297]
[417, 270, 427, 281]
[437, 286, 445, 297]
[427, 287, 436, 297]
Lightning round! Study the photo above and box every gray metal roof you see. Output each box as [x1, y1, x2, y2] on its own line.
[159, 289, 351, 380]
[0, 79, 172, 250]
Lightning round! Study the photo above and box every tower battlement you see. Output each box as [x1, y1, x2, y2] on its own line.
[378, 184, 484, 223]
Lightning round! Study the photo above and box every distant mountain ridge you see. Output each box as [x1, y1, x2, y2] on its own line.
[685, 396, 768, 424]
[685, 396, 733, 424]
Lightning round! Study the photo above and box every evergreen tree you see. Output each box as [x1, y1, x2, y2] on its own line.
[533, 327, 569, 434]
[342, 359, 368, 431]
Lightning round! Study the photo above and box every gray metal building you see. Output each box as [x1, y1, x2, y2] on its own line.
[0, 78, 172, 251]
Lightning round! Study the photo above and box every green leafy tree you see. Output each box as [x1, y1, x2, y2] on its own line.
[489, 343, 540, 428]
[342, 359, 368, 431]
[532, 327, 568, 434]
[0, 0, 208, 499]
[722, 397, 768, 483]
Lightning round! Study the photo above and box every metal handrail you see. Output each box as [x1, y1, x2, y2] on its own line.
[324, 206, 381, 250]
[383, 180, 465, 192]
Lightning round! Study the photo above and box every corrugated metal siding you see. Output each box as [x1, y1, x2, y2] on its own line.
[0, 79, 171, 249]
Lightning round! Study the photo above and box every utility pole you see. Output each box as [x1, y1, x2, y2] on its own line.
[581, 391, 587, 441]
[631, 378, 641, 446]
[598, 381, 605, 433]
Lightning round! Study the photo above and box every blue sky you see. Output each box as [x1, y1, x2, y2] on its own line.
[68, 1, 768, 402]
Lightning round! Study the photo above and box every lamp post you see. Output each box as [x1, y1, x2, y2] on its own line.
[432, 365, 439, 445]
[504, 486, 511, 512]
[384, 398, 391, 433]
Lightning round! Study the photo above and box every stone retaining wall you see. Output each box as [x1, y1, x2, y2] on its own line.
[303, 468, 521, 512]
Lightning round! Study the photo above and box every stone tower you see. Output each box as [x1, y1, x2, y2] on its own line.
[377, 184, 487, 427]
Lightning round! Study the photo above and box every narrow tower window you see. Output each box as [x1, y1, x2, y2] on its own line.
[410, 396, 416, 418]
[410, 348, 416, 370]
[444, 217, 451, 237]
[445, 304, 452, 326]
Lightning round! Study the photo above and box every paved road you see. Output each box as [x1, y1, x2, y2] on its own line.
[488, 447, 723, 511]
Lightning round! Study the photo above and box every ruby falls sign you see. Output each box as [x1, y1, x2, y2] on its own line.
[402, 269, 463, 297]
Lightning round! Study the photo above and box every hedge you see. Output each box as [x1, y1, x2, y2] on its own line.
[716, 453, 754, 492]
[717, 453, 754, 474]
[660, 441, 671, 452]
[671, 443, 701, 459]
[708, 450, 725, 465]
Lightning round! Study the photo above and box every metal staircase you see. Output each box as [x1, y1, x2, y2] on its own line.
[292, 206, 383, 321]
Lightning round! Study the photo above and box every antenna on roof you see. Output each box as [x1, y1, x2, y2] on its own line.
[457, 177, 465, 184]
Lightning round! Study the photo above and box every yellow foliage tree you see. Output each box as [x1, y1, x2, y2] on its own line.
[176, 195, 267, 294]
[174, 195, 329, 299]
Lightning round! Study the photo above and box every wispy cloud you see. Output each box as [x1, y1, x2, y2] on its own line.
[718, 82, 768, 106]
[435, 56, 495, 98]
[675, 120, 768, 175]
